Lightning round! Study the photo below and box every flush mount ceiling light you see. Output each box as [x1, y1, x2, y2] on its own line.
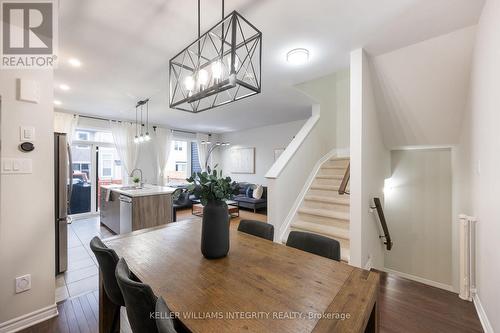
[68, 58, 81, 67]
[59, 84, 70, 91]
[169, 0, 262, 113]
[54, 100, 62, 105]
[286, 48, 309, 65]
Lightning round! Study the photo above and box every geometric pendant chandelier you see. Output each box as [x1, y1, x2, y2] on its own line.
[169, 0, 262, 113]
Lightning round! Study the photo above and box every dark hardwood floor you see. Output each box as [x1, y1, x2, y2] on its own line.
[377, 271, 483, 333]
[21, 270, 483, 333]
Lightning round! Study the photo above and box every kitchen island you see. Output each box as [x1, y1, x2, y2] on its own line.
[100, 184, 177, 234]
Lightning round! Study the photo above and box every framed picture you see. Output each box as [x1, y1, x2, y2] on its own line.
[274, 148, 285, 161]
[231, 147, 255, 174]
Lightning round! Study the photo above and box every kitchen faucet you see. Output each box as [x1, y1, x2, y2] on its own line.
[130, 168, 144, 188]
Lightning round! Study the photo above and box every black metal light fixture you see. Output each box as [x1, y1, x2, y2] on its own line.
[134, 98, 151, 144]
[169, 0, 262, 113]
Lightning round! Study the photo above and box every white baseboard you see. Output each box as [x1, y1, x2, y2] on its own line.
[473, 292, 494, 333]
[381, 268, 455, 292]
[0, 304, 58, 333]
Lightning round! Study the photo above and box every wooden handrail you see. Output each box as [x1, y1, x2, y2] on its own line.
[372, 197, 393, 250]
[338, 162, 350, 195]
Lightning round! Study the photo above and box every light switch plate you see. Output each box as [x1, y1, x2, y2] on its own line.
[20, 126, 35, 141]
[1, 158, 32, 174]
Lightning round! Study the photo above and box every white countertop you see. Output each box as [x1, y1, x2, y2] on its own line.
[101, 184, 177, 198]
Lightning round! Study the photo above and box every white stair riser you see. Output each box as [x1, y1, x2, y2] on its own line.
[302, 200, 350, 213]
[319, 167, 345, 176]
[313, 178, 342, 187]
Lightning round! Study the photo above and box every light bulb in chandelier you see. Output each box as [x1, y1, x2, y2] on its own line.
[197, 69, 209, 88]
[134, 136, 139, 144]
[139, 135, 145, 143]
[184, 75, 195, 92]
[144, 133, 151, 141]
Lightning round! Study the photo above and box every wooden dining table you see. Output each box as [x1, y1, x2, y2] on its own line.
[100, 220, 379, 333]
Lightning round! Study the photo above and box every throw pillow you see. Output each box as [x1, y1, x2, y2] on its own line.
[245, 186, 254, 198]
[253, 185, 263, 199]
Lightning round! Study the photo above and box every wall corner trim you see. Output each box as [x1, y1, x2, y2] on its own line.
[473, 292, 494, 333]
[0, 304, 58, 333]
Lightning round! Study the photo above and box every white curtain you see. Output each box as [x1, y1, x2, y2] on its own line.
[54, 112, 79, 144]
[110, 121, 138, 182]
[196, 133, 209, 172]
[154, 127, 172, 186]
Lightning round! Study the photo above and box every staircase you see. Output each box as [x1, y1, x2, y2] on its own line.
[285, 156, 351, 262]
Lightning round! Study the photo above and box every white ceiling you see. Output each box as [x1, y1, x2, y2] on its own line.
[55, 0, 485, 133]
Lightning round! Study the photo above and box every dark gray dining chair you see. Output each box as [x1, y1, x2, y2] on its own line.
[90, 236, 124, 333]
[115, 258, 161, 333]
[237, 220, 274, 241]
[155, 297, 178, 333]
[286, 231, 341, 261]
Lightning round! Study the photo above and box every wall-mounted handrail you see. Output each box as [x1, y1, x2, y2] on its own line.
[372, 197, 393, 250]
[338, 162, 350, 195]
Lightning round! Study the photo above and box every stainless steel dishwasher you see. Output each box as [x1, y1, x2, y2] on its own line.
[119, 195, 133, 234]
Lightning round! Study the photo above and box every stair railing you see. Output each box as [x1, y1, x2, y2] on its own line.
[371, 197, 393, 250]
[338, 162, 350, 195]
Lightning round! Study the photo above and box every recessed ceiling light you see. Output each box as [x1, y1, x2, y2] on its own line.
[286, 48, 309, 65]
[54, 100, 62, 106]
[59, 84, 70, 91]
[68, 58, 81, 67]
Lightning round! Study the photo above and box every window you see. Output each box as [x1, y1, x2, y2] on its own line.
[175, 162, 187, 172]
[101, 153, 113, 178]
[174, 141, 184, 151]
[76, 131, 90, 141]
[165, 140, 190, 184]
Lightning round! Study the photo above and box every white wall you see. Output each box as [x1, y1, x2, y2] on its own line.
[385, 149, 452, 287]
[456, 0, 500, 330]
[219, 120, 305, 185]
[0, 71, 55, 325]
[371, 26, 476, 149]
[350, 49, 390, 269]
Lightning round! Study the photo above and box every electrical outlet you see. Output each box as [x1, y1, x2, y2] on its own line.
[15, 274, 31, 293]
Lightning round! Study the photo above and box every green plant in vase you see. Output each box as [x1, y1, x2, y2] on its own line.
[132, 176, 140, 186]
[186, 167, 239, 259]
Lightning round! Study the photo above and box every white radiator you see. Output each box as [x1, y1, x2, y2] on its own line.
[458, 214, 478, 301]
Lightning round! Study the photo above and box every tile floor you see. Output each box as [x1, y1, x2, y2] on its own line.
[55, 215, 114, 302]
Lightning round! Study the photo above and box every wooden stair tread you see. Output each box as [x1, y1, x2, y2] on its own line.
[310, 184, 340, 191]
[291, 220, 350, 240]
[315, 174, 343, 180]
[298, 207, 349, 221]
[328, 157, 350, 161]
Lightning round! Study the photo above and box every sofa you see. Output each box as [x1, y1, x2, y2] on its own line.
[232, 182, 267, 213]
